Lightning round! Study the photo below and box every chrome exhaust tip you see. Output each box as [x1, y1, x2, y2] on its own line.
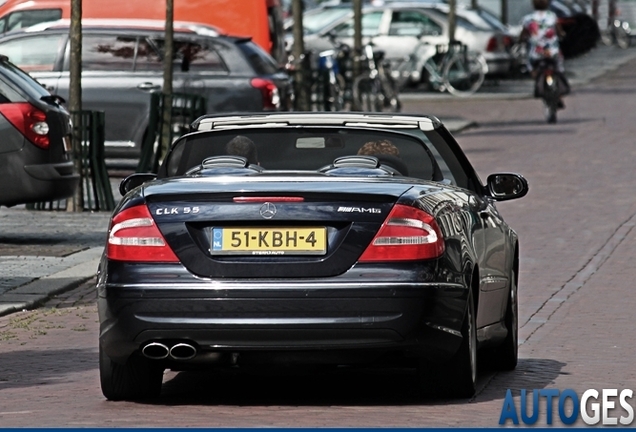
[142, 342, 170, 360]
[169, 343, 197, 360]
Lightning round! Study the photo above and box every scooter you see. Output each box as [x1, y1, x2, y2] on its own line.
[534, 58, 566, 124]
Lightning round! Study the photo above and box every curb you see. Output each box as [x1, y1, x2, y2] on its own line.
[0, 248, 102, 317]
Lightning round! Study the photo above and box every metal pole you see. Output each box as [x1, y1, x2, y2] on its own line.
[353, 0, 362, 81]
[501, 0, 508, 26]
[67, 0, 82, 212]
[471, 0, 478, 9]
[448, 0, 457, 42]
[160, 0, 174, 165]
[292, 0, 309, 111]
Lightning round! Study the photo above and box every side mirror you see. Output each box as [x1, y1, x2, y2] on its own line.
[119, 173, 157, 196]
[486, 173, 528, 201]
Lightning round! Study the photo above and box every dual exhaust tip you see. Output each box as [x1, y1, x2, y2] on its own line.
[142, 342, 196, 361]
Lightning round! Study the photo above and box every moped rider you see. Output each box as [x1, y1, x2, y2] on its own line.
[520, 0, 570, 108]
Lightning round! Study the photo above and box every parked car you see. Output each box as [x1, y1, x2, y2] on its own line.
[0, 55, 77, 207]
[98, 112, 528, 401]
[0, 0, 287, 64]
[297, 2, 514, 78]
[0, 19, 294, 158]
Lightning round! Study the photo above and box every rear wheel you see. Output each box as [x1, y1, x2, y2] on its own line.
[544, 100, 557, 124]
[443, 52, 486, 97]
[616, 26, 631, 49]
[418, 289, 477, 398]
[482, 269, 518, 371]
[100, 345, 164, 401]
[353, 73, 381, 111]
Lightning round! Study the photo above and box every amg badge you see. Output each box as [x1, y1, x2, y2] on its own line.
[337, 206, 382, 213]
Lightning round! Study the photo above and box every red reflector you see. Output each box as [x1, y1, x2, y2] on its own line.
[107, 204, 179, 262]
[233, 196, 305, 203]
[0, 102, 50, 149]
[359, 204, 445, 262]
[486, 36, 499, 52]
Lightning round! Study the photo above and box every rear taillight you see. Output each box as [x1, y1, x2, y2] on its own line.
[0, 102, 50, 149]
[502, 35, 514, 49]
[107, 204, 178, 262]
[358, 204, 445, 262]
[251, 78, 280, 110]
[486, 36, 499, 52]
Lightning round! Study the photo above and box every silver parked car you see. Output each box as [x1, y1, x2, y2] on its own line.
[298, 2, 514, 77]
[0, 19, 294, 159]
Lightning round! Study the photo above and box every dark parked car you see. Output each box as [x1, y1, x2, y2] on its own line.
[98, 112, 528, 401]
[0, 19, 294, 158]
[0, 55, 77, 207]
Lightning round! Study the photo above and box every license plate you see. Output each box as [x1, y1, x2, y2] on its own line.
[209, 227, 327, 255]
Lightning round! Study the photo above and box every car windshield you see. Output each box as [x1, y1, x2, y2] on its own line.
[163, 127, 442, 181]
[303, 8, 351, 34]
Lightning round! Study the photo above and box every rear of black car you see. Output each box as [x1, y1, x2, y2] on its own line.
[236, 39, 294, 111]
[0, 58, 77, 207]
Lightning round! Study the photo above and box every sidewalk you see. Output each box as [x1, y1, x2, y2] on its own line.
[0, 209, 110, 316]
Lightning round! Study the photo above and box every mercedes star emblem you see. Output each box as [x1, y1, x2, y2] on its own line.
[259, 202, 277, 219]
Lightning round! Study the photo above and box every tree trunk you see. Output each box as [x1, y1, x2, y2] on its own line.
[292, 0, 309, 111]
[67, 0, 82, 212]
[161, 0, 174, 163]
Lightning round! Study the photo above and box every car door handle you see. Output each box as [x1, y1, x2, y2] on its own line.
[137, 82, 161, 91]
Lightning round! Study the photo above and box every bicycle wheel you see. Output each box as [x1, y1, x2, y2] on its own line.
[379, 74, 401, 112]
[443, 52, 486, 97]
[352, 73, 381, 112]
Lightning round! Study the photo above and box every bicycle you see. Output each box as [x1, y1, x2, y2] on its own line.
[395, 40, 487, 97]
[309, 48, 344, 111]
[351, 39, 401, 112]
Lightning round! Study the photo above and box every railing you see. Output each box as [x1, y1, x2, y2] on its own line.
[27, 110, 115, 212]
[136, 92, 207, 174]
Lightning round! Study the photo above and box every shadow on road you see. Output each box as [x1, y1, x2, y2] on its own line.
[0, 348, 97, 391]
[133, 357, 567, 407]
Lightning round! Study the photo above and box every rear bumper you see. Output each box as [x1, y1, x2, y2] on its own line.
[98, 277, 468, 365]
[0, 161, 79, 207]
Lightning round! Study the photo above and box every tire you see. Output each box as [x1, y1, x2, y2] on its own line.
[379, 75, 401, 112]
[544, 100, 557, 124]
[615, 27, 631, 49]
[100, 345, 164, 401]
[418, 289, 477, 398]
[323, 77, 343, 112]
[600, 28, 615, 46]
[352, 73, 381, 112]
[482, 270, 518, 371]
[443, 52, 486, 97]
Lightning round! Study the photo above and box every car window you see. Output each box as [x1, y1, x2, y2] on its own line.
[333, 11, 384, 37]
[0, 9, 62, 34]
[237, 41, 278, 75]
[80, 35, 137, 71]
[0, 59, 51, 100]
[153, 39, 228, 73]
[389, 10, 442, 36]
[132, 38, 162, 71]
[0, 72, 25, 103]
[162, 127, 441, 181]
[0, 34, 65, 72]
[303, 8, 351, 35]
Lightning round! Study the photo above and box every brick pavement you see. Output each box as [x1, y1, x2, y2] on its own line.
[1, 46, 636, 426]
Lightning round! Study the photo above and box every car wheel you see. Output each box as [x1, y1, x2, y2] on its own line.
[418, 289, 477, 398]
[99, 345, 164, 401]
[485, 270, 519, 371]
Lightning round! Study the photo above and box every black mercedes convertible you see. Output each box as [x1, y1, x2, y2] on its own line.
[97, 113, 528, 400]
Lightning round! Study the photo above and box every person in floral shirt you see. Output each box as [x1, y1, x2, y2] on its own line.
[520, 0, 570, 107]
